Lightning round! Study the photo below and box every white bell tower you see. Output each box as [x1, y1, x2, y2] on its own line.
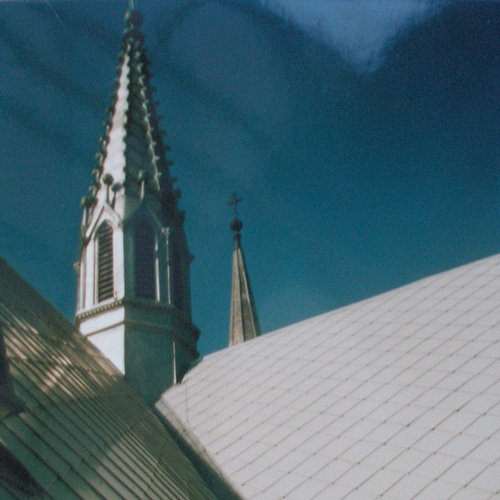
[75, 7, 199, 405]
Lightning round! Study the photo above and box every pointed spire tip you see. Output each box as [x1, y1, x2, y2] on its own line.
[124, 1, 142, 28]
[229, 193, 244, 237]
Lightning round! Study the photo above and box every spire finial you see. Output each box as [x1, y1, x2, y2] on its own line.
[228, 193, 243, 219]
[124, 0, 142, 28]
[229, 193, 243, 236]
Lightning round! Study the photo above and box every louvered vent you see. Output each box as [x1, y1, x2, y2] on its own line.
[134, 221, 156, 300]
[96, 223, 114, 302]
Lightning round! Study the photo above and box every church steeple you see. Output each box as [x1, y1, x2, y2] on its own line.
[84, 6, 179, 224]
[75, 5, 199, 405]
[228, 194, 261, 346]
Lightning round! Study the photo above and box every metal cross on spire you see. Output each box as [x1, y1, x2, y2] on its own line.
[228, 193, 243, 219]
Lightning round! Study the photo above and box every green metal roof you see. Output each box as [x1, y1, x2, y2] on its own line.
[0, 256, 219, 499]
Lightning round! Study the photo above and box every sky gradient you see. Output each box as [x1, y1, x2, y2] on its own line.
[1, 0, 499, 355]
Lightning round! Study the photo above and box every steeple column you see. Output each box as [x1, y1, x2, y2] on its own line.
[75, 5, 199, 405]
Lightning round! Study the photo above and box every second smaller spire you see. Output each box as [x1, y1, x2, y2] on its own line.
[228, 194, 261, 346]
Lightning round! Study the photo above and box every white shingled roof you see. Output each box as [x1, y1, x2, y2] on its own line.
[159, 253, 500, 499]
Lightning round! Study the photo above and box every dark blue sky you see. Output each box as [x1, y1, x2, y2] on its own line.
[1, 0, 499, 355]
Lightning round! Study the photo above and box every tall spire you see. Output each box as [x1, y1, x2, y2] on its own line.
[228, 194, 261, 346]
[79, 3, 179, 221]
[75, 5, 199, 405]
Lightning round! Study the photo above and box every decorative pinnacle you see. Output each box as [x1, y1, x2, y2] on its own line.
[229, 193, 243, 236]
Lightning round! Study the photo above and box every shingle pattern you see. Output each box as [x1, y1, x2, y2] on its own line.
[0, 256, 217, 499]
[161, 253, 500, 499]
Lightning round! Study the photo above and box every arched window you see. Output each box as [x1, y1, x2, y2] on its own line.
[134, 220, 156, 300]
[96, 222, 114, 302]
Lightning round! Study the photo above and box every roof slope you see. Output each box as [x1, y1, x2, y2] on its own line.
[160, 253, 500, 499]
[0, 256, 218, 499]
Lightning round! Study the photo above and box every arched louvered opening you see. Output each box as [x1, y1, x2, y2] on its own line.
[134, 220, 156, 300]
[96, 222, 114, 302]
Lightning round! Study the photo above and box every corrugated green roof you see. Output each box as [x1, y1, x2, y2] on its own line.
[0, 256, 218, 500]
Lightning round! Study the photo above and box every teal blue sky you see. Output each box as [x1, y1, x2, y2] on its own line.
[1, 0, 499, 355]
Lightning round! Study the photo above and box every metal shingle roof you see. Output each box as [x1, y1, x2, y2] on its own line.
[161, 253, 500, 499]
[0, 257, 219, 500]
